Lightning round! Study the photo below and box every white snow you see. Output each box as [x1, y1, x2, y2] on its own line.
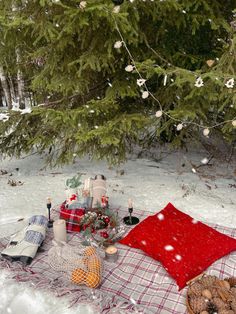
[157, 213, 164, 220]
[164, 245, 174, 251]
[175, 255, 182, 261]
[0, 149, 235, 313]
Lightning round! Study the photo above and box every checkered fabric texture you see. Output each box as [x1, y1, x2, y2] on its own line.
[29, 215, 48, 227]
[59, 203, 84, 232]
[1, 207, 236, 313]
[25, 230, 45, 245]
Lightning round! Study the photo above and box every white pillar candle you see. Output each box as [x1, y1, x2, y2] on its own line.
[105, 245, 118, 262]
[84, 178, 91, 190]
[53, 219, 67, 243]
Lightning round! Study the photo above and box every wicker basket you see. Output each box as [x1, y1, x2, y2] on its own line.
[186, 274, 236, 314]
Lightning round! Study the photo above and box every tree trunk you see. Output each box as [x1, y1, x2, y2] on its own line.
[16, 47, 25, 109]
[0, 87, 3, 107]
[9, 76, 17, 105]
[0, 65, 12, 109]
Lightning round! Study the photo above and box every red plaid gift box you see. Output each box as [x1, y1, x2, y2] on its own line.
[59, 202, 85, 232]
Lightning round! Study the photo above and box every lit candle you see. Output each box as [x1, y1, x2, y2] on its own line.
[47, 197, 52, 205]
[53, 219, 67, 243]
[128, 199, 133, 208]
[105, 245, 118, 262]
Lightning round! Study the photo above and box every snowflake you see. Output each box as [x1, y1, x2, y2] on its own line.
[175, 254, 182, 261]
[164, 245, 174, 251]
[157, 213, 164, 221]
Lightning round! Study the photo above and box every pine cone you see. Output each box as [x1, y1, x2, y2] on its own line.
[230, 287, 236, 299]
[190, 296, 208, 313]
[201, 275, 217, 288]
[227, 277, 236, 288]
[209, 287, 220, 298]
[230, 299, 236, 312]
[189, 282, 204, 296]
[213, 297, 228, 310]
[207, 301, 218, 314]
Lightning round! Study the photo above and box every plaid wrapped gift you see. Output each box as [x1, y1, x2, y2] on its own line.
[59, 202, 85, 232]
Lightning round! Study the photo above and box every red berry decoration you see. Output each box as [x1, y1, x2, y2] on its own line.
[83, 224, 88, 231]
[104, 217, 110, 224]
[102, 232, 109, 239]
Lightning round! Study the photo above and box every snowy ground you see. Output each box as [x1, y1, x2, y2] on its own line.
[0, 149, 235, 313]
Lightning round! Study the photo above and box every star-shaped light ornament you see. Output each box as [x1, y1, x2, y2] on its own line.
[142, 91, 149, 99]
[125, 65, 134, 72]
[155, 110, 163, 118]
[225, 78, 234, 89]
[114, 41, 123, 49]
[137, 79, 146, 87]
[194, 77, 204, 88]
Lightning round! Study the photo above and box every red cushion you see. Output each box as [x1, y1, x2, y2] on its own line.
[119, 203, 236, 289]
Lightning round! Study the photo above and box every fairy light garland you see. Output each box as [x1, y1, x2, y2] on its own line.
[1, 1, 235, 137]
[111, 8, 236, 136]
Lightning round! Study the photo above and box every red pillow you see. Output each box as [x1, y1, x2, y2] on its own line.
[119, 203, 236, 290]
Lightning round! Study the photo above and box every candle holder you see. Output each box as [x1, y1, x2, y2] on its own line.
[105, 245, 118, 262]
[123, 207, 139, 226]
[47, 198, 54, 228]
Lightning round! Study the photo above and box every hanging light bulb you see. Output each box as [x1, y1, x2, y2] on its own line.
[203, 128, 210, 137]
[176, 123, 183, 131]
[155, 110, 163, 118]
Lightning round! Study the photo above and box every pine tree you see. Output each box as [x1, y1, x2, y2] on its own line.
[0, 0, 235, 165]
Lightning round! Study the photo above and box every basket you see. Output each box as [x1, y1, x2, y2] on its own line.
[186, 273, 236, 314]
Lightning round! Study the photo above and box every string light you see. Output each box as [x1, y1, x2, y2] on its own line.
[111, 13, 236, 134]
[203, 128, 210, 137]
[142, 91, 149, 99]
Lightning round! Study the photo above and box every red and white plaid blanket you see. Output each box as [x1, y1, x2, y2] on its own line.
[1, 207, 236, 313]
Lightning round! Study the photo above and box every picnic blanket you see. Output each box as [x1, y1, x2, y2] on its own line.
[1, 207, 236, 313]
